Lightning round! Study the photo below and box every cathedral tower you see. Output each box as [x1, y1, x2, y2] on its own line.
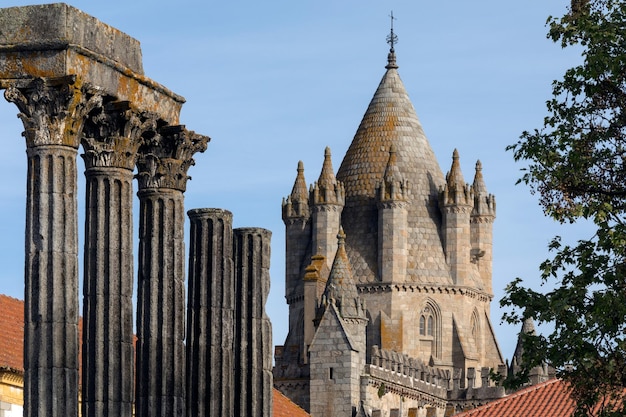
[275, 22, 506, 416]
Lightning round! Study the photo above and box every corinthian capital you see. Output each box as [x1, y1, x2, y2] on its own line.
[3, 76, 102, 148]
[135, 125, 210, 192]
[81, 102, 155, 170]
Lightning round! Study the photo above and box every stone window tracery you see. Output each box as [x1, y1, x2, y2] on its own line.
[418, 301, 442, 359]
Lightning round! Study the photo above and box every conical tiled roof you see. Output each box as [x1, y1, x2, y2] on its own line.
[336, 49, 449, 284]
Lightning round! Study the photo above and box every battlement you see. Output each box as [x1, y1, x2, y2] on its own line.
[369, 346, 506, 404]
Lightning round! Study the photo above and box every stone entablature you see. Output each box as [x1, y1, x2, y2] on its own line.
[0, 4, 183, 124]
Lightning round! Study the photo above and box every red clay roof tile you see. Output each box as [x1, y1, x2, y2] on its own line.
[273, 388, 310, 417]
[0, 294, 24, 371]
[454, 378, 624, 417]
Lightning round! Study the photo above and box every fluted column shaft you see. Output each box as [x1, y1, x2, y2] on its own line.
[25, 145, 80, 417]
[2, 76, 100, 417]
[136, 188, 186, 416]
[186, 208, 234, 417]
[81, 104, 143, 417]
[233, 228, 273, 417]
[135, 126, 209, 417]
[82, 167, 135, 416]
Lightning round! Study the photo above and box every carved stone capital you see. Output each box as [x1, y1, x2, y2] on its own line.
[3, 76, 102, 148]
[81, 102, 155, 170]
[135, 125, 209, 192]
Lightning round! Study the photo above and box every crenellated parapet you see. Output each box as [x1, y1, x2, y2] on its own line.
[367, 346, 506, 414]
[370, 346, 450, 392]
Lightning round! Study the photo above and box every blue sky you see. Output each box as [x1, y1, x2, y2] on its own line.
[0, 1, 587, 362]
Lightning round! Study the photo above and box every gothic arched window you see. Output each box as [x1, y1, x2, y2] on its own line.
[470, 309, 481, 351]
[418, 301, 442, 359]
[419, 306, 435, 336]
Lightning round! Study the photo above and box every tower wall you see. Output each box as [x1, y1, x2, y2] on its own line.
[377, 201, 408, 283]
[311, 205, 342, 270]
[309, 306, 366, 417]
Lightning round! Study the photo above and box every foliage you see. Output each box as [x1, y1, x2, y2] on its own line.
[502, 1, 626, 416]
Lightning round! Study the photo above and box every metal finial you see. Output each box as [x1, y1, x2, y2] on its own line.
[386, 11, 398, 52]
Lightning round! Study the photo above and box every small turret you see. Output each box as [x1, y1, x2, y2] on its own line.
[311, 147, 345, 206]
[440, 149, 473, 285]
[318, 228, 367, 322]
[309, 228, 368, 417]
[310, 147, 345, 271]
[510, 318, 552, 386]
[441, 149, 473, 206]
[471, 160, 496, 294]
[377, 145, 409, 283]
[472, 160, 496, 218]
[377, 144, 409, 202]
[282, 160, 310, 221]
[282, 161, 313, 366]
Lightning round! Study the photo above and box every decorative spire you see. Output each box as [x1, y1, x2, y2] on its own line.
[282, 160, 310, 220]
[312, 147, 345, 206]
[386, 11, 398, 69]
[447, 149, 466, 188]
[378, 144, 409, 202]
[472, 160, 487, 194]
[441, 149, 472, 206]
[472, 159, 496, 217]
[383, 144, 400, 182]
[319, 228, 365, 319]
[318, 147, 336, 189]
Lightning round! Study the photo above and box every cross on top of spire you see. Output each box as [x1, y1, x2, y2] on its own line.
[385, 11, 399, 69]
[386, 11, 398, 52]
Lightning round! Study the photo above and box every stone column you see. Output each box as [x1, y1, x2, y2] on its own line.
[2, 75, 101, 417]
[233, 228, 273, 417]
[186, 208, 234, 417]
[135, 125, 208, 417]
[80, 102, 144, 417]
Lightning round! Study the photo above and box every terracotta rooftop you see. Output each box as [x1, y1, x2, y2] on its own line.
[273, 387, 310, 417]
[0, 294, 24, 371]
[454, 379, 574, 417]
[454, 378, 624, 417]
[0, 294, 309, 416]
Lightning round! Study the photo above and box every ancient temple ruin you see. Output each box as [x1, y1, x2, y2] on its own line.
[0, 4, 272, 417]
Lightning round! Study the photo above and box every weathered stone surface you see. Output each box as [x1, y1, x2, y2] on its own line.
[186, 208, 234, 417]
[0, 3, 184, 124]
[24, 144, 80, 417]
[135, 128, 207, 417]
[81, 104, 145, 417]
[9, 76, 102, 417]
[135, 187, 187, 417]
[234, 228, 273, 417]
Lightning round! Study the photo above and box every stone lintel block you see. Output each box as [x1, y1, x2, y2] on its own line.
[0, 3, 184, 124]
